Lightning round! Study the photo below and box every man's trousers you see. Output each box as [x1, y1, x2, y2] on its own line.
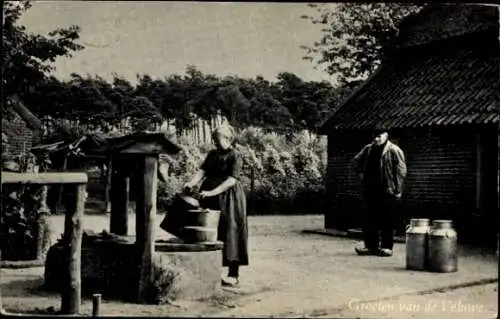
[361, 193, 400, 251]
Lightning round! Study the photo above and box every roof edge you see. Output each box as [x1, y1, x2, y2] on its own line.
[318, 64, 386, 135]
[9, 95, 43, 131]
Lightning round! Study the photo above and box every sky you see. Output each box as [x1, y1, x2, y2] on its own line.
[18, 1, 337, 85]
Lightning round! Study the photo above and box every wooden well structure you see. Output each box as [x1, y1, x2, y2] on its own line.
[84, 132, 182, 303]
[1, 132, 183, 314]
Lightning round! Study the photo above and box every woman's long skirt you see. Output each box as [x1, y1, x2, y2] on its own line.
[199, 182, 249, 267]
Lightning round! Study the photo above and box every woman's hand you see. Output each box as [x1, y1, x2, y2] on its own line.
[199, 190, 217, 198]
[184, 170, 205, 193]
[183, 182, 194, 192]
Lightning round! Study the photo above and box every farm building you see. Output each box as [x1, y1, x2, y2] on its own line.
[318, 4, 499, 246]
[2, 95, 43, 158]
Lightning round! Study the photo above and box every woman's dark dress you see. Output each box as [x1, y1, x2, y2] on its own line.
[199, 147, 249, 267]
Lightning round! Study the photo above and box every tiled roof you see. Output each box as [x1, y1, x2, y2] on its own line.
[393, 4, 499, 49]
[319, 45, 499, 132]
[7, 95, 43, 130]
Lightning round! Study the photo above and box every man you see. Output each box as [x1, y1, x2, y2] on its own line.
[353, 128, 407, 257]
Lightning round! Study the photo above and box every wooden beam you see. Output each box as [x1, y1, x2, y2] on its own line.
[1, 172, 88, 185]
[250, 167, 255, 215]
[35, 214, 48, 260]
[56, 156, 69, 213]
[92, 294, 102, 317]
[1, 172, 87, 315]
[475, 133, 482, 210]
[110, 159, 129, 235]
[0, 251, 3, 313]
[60, 184, 85, 315]
[135, 156, 158, 303]
[105, 157, 113, 214]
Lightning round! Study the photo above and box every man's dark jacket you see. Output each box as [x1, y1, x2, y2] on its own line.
[353, 140, 407, 196]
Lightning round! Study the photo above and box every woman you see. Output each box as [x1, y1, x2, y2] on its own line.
[184, 124, 249, 287]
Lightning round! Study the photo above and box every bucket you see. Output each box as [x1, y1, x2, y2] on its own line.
[182, 226, 218, 243]
[186, 209, 221, 229]
[159, 193, 200, 238]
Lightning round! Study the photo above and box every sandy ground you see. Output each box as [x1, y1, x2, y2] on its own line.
[1, 214, 498, 318]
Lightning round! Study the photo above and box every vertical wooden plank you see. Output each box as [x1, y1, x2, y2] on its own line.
[61, 184, 85, 314]
[475, 133, 482, 210]
[0, 250, 3, 313]
[105, 157, 113, 214]
[56, 156, 69, 213]
[136, 155, 158, 303]
[37, 159, 51, 259]
[250, 167, 255, 215]
[35, 213, 48, 260]
[110, 158, 129, 235]
[325, 133, 335, 230]
[497, 7, 500, 313]
[92, 293, 102, 317]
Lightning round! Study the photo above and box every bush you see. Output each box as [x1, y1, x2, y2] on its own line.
[1, 184, 53, 261]
[144, 261, 181, 305]
[157, 127, 327, 215]
[1, 149, 54, 261]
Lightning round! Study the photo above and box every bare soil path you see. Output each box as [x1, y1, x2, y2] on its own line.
[1, 214, 497, 318]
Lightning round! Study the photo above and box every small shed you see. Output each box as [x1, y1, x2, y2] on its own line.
[318, 4, 499, 246]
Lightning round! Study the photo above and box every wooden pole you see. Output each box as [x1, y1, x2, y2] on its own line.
[60, 184, 85, 314]
[496, 17, 499, 318]
[35, 212, 47, 260]
[0, 1, 4, 170]
[105, 157, 113, 214]
[56, 155, 69, 213]
[250, 167, 255, 215]
[0, 250, 3, 313]
[135, 155, 158, 303]
[36, 157, 51, 260]
[92, 294, 101, 317]
[110, 158, 129, 235]
[475, 133, 482, 210]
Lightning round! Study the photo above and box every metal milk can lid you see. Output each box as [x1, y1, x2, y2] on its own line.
[432, 220, 453, 229]
[409, 218, 430, 227]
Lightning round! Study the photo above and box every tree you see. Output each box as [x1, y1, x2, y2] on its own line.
[127, 96, 162, 131]
[246, 76, 292, 132]
[64, 74, 117, 123]
[275, 72, 350, 132]
[301, 3, 423, 87]
[2, 0, 84, 113]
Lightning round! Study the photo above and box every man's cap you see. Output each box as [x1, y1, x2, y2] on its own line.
[372, 125, 389, 135]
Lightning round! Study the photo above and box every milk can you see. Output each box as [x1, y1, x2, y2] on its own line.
[405, 218, 430, 270]
[428, 220, 458, 273]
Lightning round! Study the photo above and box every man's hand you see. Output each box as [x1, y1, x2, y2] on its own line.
[395, 193, 402, 199]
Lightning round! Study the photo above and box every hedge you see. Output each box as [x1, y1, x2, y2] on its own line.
[158, 127, 327, 215]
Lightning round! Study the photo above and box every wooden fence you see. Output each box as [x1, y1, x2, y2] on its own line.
[41, 113, 228, 145]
